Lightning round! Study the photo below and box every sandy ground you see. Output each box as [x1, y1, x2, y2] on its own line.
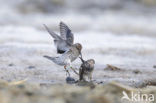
[0, 1, 156, 103]
[0, 26, 156, 87]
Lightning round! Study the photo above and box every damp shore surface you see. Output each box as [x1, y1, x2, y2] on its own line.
[0, 1, 156, 103]
[0, 26, 156, 87]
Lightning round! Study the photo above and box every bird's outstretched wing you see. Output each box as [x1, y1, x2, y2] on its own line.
[59, 22, 74, 45]
[43, 24, 62, 40]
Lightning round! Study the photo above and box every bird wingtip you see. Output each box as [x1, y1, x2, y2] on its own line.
[60, 21, 64, 24]
[43, 55, 48, 58]
[43, 24, 48, 28]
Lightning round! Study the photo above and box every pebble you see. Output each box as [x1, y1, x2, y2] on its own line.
[66, 77, 76, 84]
[8, 64, 14, 66]
[133, 69, 141, 74]
[28, 66, 36, 69]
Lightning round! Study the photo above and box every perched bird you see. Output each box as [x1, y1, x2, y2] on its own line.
[44, 43, 82, 76]
[43, 22, 74, 54]
[79, 57, 95, 81]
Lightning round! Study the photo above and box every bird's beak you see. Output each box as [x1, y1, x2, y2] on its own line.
[80, 51, 82, 58]
[79, 51, 85, 63]
[79, 57, 84, 63]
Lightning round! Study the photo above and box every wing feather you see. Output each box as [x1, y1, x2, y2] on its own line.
[43, 24, 62, 40]
[59, 22, 74, 45]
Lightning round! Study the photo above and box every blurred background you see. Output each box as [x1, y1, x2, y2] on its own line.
[0, 0, 156, 83]
[1, 0, 156, 35]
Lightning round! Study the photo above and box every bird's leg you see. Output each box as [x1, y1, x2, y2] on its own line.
[70, 66, 79, 75]
[80, 51, 83, 58]
[89, 75, 92, 82]
[79, 52, 85, 63]
[64, 65, 70, 77]
[79, 67, 84, 81]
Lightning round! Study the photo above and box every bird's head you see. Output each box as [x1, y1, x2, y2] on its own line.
[74, 43, 82, 52]
[87, 59, 95, 66]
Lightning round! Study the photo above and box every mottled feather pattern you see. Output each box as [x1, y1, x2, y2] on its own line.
[79, 59, 95, 81]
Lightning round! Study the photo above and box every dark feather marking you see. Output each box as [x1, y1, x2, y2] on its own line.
[57, 49, 65, 54]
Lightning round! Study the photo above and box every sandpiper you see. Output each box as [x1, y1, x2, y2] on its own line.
[79, 57, 95, 81]
[43, 22, 82, 76]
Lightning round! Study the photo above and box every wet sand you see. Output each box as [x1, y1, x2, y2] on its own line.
[0, 1, 156, 102]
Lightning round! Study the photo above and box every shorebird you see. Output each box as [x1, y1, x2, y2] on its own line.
[79, 57, 95, 81]
[43, 22, 82, 76]
[43, 22, 74, 54]
[44, 43, 82, 76]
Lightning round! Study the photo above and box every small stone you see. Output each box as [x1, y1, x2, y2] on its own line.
[76, 80, 96, 89]
[98, 81, 104, 84]
[17, 85, 25, 89]
[28, 66, 36, 69]
[8, 64, 14, 66]
[104, 64, 121, 71]
[66, 77, 76, 84]
[153, 65, 156, 68]
[133, 70, 141, 74]
[25, 91, 33, 96]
